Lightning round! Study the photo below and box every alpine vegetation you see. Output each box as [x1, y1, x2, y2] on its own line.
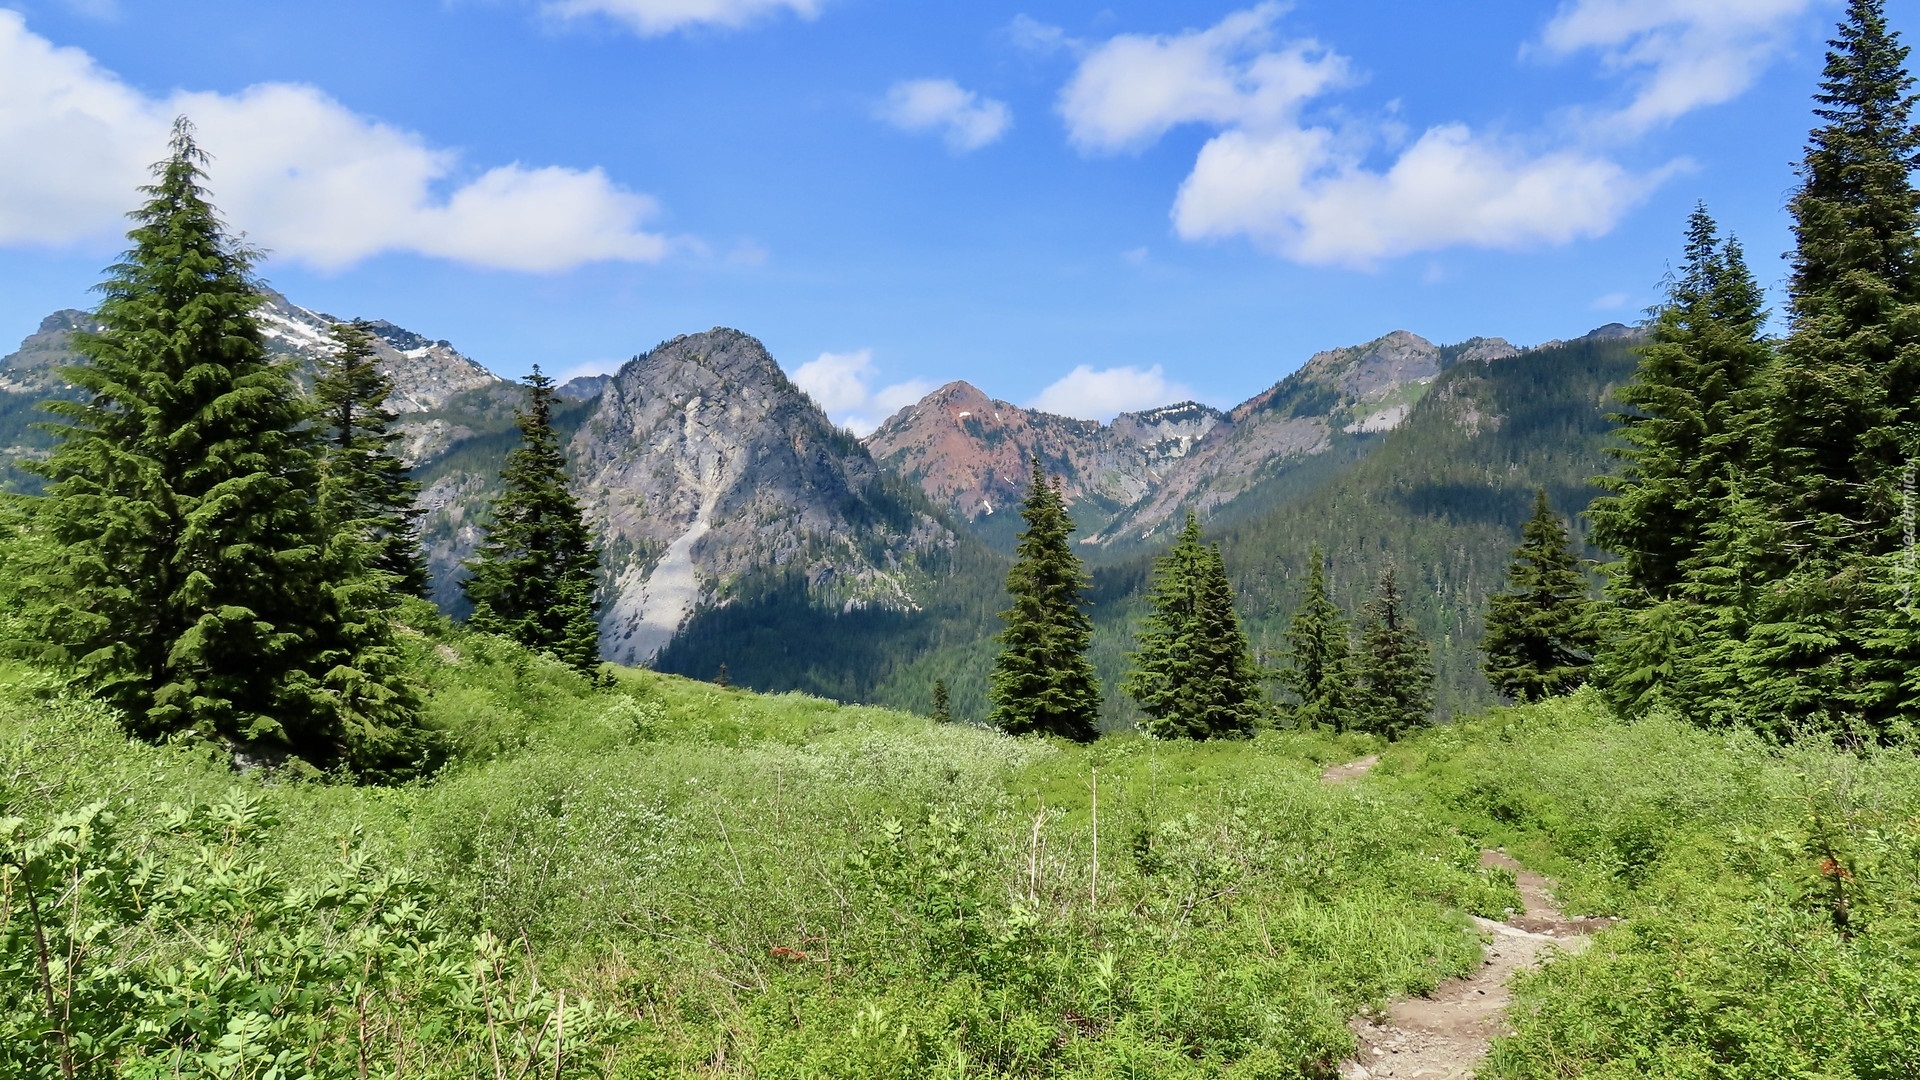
[989, 457, 1101, 740]
[1122, 511, 1263, 739]
[462, 367, 604, 679]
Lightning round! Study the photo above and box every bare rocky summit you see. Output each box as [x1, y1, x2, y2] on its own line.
[573, 329, 954, 665]
[864, 382, 1223, 532]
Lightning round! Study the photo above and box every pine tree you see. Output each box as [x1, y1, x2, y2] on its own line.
[1588, 206, 1772, 603]
[462, 367, 603, 678]
[1278, 546, 1356, 731]
[715, 662, 730, 689]
[931, 679, 952, 723]
[1483, 490, 1599, 703]
[314, 319, 428, 596]
[1738, 0, 1920, 740]
[24, 119, 429, 773]
[1190, 542, 1263, 737]
[1587, 205, 1775, 721]
[1122, 513, 1260, 738]
[1354, 567, 1434, 740]
[988, 457, 1101, 741]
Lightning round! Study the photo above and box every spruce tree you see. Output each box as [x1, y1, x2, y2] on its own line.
[1122, 513, 1259, 738]
[988, 457, 1101, 741]
[28, 119, 361, 763]
[1278, 546, 1356, 731]
[1739, 0, 1920, 739]
[931, 679, 952, 723]
[1483, 490, 1599, 703]
[1354, 567, 1434, 740]
[314, 319, 428, 596]
[462, 367, 603, 678]
[1191, 542, 1262, 737]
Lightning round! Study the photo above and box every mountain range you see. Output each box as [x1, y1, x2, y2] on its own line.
[0, 293, 1645, 718]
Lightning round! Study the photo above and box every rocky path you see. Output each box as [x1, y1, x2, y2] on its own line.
[1321, 755, 1610, 1080]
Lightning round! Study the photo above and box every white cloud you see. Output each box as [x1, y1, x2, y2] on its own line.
[1591, 291, 1631, 310]
[877, 79, 1012, 154]
[1059, 2, 1349, 154]
[0, 12, 669, 272]
[790, 348, 935, 436]
[541, 0, 824, 36]
[1008, 15, 1077, 56]
[1174, 123, 1663, 266]
[1538, 0, 1818, 134]
[1029, 364, 1193, 422]
[1061, 5, 1670, 267]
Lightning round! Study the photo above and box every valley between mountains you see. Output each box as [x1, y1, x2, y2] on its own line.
[0, 294, 1641, 722]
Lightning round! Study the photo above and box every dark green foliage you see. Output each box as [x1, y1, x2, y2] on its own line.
[1354, 567, 1434, 740]
[989, 458, 1101, 741]
[931, 678, 951, 723]
[1122, 513, 1262, 739]
[22, 119, 400, 770]
[1482, 490, 1599, 703]
[314, 318, 428, 596]
[715, 662, 730, 689]
[462, 368, 603, 678]
[1738, 0, 1920, 740]
[1276, 546, 1357, 731]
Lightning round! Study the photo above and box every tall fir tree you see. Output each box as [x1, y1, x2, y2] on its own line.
[988, 457, 1101, 742]
[1122, 512, 1260, 739]
[1277, 546, 1356, 731]
[1483, 490, 1599, 703]
[314, 319, 428, 596]
[931, 679, 952, 724]
[1742, 0, 1920, 739]
[27, 118, 422, 772]
[1191, 542, 1263, 737]
[462, 367, 603, 678]
[1589, 207, 1772, 603]
[1354, 567, 1434, 740]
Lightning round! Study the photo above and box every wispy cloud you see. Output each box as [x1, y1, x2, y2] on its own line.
[790, 349, 935, 435]
[876, 79, 1013, 153]
[1537, 0, 1819, 135]
[1057, 4, 1680, 267]
[1029, 364, 1193, 421]
[541, 0, 825, 36]
[0, 12, 670, 272]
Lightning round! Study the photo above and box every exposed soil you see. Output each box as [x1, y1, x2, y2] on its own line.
[1321, 756, 1614, 1079]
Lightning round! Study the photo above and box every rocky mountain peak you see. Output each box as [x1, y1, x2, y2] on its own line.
[572, 328, 952, 665]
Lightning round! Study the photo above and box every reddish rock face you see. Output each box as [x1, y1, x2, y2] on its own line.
[863, 381, 1222, 528]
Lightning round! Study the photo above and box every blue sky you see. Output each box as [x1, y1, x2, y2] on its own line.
[0, 0, 1904, 431]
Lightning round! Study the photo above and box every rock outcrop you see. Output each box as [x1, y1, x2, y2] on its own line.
[572, 329, 954, 665]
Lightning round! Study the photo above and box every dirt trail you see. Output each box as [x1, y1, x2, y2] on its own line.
[1321, 755, 1611, 1080]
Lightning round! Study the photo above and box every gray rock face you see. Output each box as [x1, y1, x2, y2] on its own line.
[572, 329, 953, 665]
[1093, 331, 1459, 545]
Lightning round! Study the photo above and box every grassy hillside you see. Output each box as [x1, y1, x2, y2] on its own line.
[5, 618, 1914, 1076]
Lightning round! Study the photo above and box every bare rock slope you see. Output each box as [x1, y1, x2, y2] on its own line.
[573, 329, 955, 665]
[864, 382, 1222, 532]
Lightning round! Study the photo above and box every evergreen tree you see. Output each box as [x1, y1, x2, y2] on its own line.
[1588, 206, 1772, 603]
[1587, 206, 1775, 721]
[1739, 0, 1920, 739]
[1483, 490, 1599, 703]
[715, 662, 730, 689]
[314, 319, 428, 596]
[1122, 512, 1260, 738]
[988, 457, 1101, 741]
[27, 118, 421, 772]
[1277, 546, 1356, 731]
[931, 679, 952, 723]
[1191, 542, 1263, 737]
[1354, 567, 1434, 740]
[462, 368, 603, 678]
